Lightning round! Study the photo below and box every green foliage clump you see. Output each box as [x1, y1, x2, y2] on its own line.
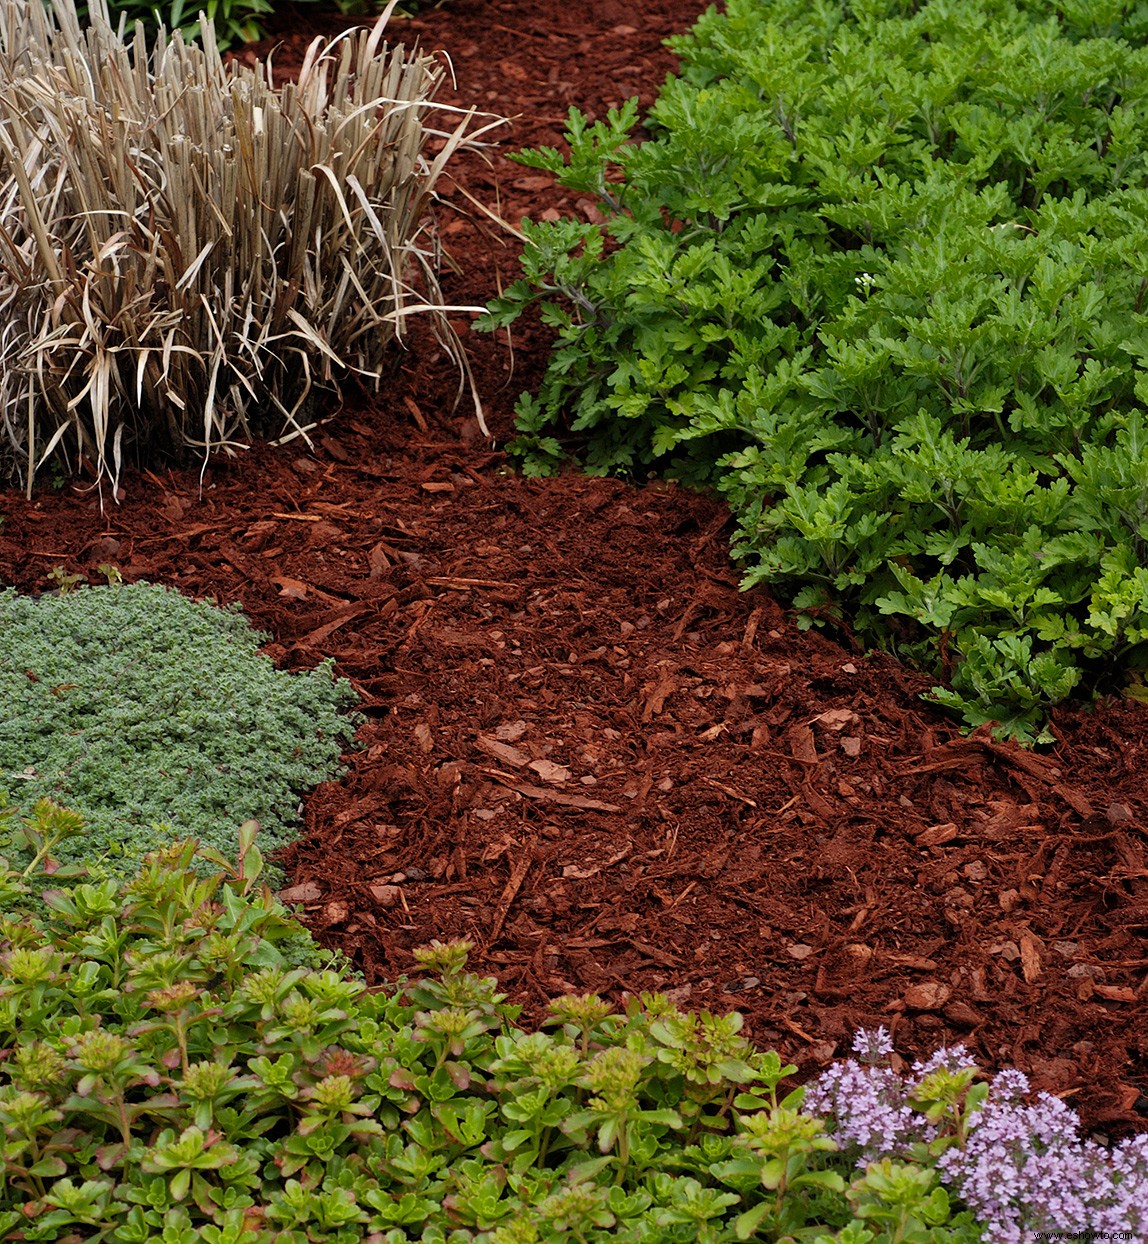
[85, 0, 273, 48]
[0, 582, 357, 874]
[482, 0, 1148, 742]
[0, 808, 986, 1243]
[77, 0, 399, 54]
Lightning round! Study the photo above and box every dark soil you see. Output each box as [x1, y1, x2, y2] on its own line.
[2, 0, 1147, 1133]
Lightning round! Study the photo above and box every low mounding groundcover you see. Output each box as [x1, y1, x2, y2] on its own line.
[0, 813, 1145, 1242]
[0, 582, 357, 873]
[486, 0, 1148, 743]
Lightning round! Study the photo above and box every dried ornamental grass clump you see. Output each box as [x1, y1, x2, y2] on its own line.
[0, 0, 489, 496]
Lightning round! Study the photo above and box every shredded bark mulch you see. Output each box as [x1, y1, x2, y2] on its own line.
[1, 0, 1146, 1133]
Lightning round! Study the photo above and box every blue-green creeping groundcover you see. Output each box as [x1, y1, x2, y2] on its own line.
[0, 582, 357, 872]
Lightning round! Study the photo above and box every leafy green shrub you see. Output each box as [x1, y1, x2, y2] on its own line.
[74, 0, 400, 54]
[0, 0, 485, 496]
[482, 0, 1148, 741]
[0, 581, 356, 874]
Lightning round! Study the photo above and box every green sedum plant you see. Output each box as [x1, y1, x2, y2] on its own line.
[0, 806, 988, 1242]
[482, 0, 1148, 741]
[0, 0, 487, 497]
[0, 581, 357, 874]
[6, 805, 1146, 1239]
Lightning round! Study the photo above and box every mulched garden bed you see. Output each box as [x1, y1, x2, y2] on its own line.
[2, 0, 1147, 1134]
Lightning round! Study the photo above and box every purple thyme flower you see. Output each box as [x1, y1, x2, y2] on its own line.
[937, 1075, 1148, 1238]
[1100, 1134, 1148, 1235]
[852, 1026, 894, 1063]
[808, 1036, 1148, 1238]
[910, 1042, 974, 1079]
[806, 1035, 935, 1162]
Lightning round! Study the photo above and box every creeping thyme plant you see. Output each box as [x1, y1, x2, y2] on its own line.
[483, 0, 1148, 741]
[0, 582, 357, 875]
[1, 804, 1145, 1241]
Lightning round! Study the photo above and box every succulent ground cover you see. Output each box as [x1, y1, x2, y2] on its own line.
[0, 0, 1146, 1195]
[1, 814, 1145, 1241]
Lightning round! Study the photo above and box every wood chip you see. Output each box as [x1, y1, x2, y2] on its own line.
[628, 938, 680, 967]
[942, 1001, 984, 1028]
[368, 541, 392, 578]
[404, 396, 428, 432]
[1093, 984, 1137, 1003]
[271, 575, 310, 600]
[425, 576, 517, 589]
[787, 724, 819, 764]
[998, 888, 1021, 912]
[802, 782, 835, 817]
[292, 602, 374, 649]
[778, 1015, 818, 1043]
[483, 769, 621, 812]
[703, 778, 757, 807]
[741, 605, 763, 651]
[916, 822, 960, 848]
[432, 627, 486, 647]
[476, 734, 530, 767]
[641, 674, 679, 722]
[903, 981, 952, 1011]
[487, 845, 535, 945]
[560, 845, 631, 880]
[1053, 783, 1094, 817]
[529, 758, 571, 784]
[279, 882, 322, 904]
[1019, 932, 1043, 983]
[883, 953, 938, 971]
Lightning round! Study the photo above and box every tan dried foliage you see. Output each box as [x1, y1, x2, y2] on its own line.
[0, 0, 491, 495]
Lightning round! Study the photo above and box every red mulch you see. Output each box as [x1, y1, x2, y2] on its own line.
[2, 0, 1147, 1133]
